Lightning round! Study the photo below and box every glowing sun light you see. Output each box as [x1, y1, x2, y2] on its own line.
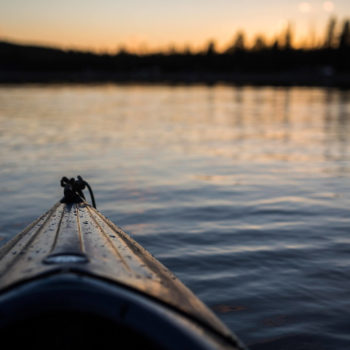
[323, 1, 334, 12]
[298, 2, 312, 13]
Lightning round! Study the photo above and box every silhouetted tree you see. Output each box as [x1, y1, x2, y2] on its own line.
[226, 31, 246, 54]
[183, 45, 192, 55]
[283, 24, 293, 50]
[205, 40, 217, 56]
[252, 35, 267, 51]
[270, 38, 279, 51]
[116, 45, 129, 55]
[234, 31, 246, 51]
[166, 44, 178, 55]
[339, 20, 350, 49]
[324, 17, 337, 49]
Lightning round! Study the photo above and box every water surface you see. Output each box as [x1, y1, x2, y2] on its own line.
[0, 84, 350, 349]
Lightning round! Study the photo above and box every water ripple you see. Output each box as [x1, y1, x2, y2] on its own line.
[0, 85, 350, 349]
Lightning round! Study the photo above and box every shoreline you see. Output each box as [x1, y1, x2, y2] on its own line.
[1, 70, 350, 88]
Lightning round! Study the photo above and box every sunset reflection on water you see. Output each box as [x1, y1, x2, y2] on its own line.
[0, 84, 350, 349]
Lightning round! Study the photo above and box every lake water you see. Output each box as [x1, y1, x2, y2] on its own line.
[0, 84, 349, 349]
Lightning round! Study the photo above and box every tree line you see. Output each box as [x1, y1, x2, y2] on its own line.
[0, 17, 349, 84]
[202, 17, 350, 54]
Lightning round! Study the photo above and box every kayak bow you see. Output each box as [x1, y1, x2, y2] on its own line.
[0, 177, 245, 350]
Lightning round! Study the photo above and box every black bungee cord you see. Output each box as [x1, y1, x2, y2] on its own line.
[60, 175, 97, 208]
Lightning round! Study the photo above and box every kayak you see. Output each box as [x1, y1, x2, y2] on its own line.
[0, 176, 245, 350]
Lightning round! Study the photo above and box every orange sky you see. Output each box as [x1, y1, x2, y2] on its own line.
[0, 0, 349, 52]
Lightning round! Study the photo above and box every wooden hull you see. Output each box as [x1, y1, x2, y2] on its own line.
[0, 202, 244, 350]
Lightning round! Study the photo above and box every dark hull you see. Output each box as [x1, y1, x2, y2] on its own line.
[0, 202, 244, 350]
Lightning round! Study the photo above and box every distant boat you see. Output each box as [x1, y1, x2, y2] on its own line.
[0, 176, 245, 350]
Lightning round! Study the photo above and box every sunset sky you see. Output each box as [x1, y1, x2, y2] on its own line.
[0, 0, 349, 53]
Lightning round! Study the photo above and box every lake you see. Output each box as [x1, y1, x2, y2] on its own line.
[0, 84, 349, 349]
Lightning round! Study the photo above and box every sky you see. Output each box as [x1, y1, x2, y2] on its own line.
[0, 0, 349, 53]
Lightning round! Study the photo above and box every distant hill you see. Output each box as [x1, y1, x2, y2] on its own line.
[0, 40, 349, 86]
[0, 41, 116, 71]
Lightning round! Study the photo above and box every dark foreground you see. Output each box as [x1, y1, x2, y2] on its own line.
[1, 70, 350, 87]
[0, 196, 244, 350]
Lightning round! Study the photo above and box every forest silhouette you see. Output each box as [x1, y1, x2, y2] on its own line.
[0, 17, 349, 86]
